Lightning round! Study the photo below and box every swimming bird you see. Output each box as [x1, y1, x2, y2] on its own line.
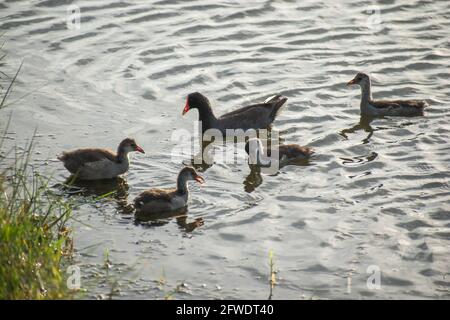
[347, 72, 428, 117]
[245, 138, 313, 168]
[58, 138, 145, 180]
[134, 167, 204, 215]
[182, 92, 288, 134]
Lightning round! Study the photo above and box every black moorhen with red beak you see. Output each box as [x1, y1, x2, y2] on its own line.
[182, 92, 288, 134]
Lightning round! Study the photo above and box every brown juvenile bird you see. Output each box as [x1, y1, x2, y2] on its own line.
[347, 72, 428, 117]
[245, 138, 313, 168]
[58, 138, 145, 180]
[134, 167, 204, 215]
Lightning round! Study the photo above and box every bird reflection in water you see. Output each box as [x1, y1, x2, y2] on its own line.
[339, 151, 378, 166]
[340, 114, 421, 145]
[338, 116, 380, 166]
[185, 140, 215, 173]
[134, 207, 204, 233]
[339, 115, 375, 144]
[58, 176, 132, 214]
[243, 165, 263, 193]
[243, 141, 313, 193]
[186, 128, 280, 173]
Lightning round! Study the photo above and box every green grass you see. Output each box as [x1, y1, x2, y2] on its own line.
[0, 139, 74, 299]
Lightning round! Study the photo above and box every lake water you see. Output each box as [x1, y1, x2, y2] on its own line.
[1, 0, 449, 299]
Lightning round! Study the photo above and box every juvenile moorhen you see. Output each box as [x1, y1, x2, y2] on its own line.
[245, 138, 313, 167]
[347, 72, 428, 117]
[134, 167, 204, 215]
[58, 138, 145, 180]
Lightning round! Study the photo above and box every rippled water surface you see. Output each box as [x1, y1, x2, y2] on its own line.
[1, 0, 450, 299]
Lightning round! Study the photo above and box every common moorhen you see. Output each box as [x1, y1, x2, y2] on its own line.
[347, 72, 428, 117]
[183, 92, 288, 134]
[58, 138, 145, 180]
[245, 138, 313, 167]
[134, 167, 204, 215]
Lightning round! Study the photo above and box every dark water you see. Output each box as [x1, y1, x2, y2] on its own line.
[1, 0, 449, 299]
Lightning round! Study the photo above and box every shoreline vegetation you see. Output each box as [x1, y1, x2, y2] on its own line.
[0, 40, 74, 299]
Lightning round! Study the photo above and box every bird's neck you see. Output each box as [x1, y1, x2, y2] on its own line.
[116, 148, 129, 164]
[176, 174, 190, 195]
[360, 80, 373, 105]
[198, 103, 218, 131]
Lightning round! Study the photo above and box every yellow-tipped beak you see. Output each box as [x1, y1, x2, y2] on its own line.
[195, 175, 205, 184]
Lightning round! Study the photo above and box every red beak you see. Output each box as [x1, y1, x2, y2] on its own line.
[195, 175, 204, 184]
[182, 98, 190, 115]
[135, 145, 145, 154]
[347, 79, 357, 86]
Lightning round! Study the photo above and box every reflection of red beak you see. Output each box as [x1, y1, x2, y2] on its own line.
[135, 145, 145, 154]
[347, 79, 357, 86]
[195, 175, 204, 184]
[182, 98, 190, 115]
